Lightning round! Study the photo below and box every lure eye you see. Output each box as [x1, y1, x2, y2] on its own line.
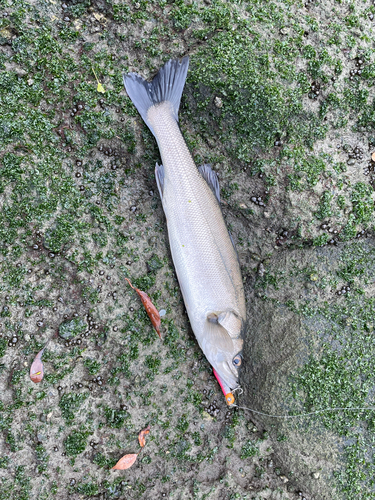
[233, 355, 242, 367]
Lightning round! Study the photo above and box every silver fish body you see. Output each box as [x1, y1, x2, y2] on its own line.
[123, 58, 246, 391]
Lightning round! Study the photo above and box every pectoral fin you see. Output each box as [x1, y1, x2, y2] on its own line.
[207, 310, 243, 338]
[202, 319, 234, 354]
[217, 310, 243, 337]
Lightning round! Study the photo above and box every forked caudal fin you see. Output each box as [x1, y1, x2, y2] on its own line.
[123, 57, 189, 137]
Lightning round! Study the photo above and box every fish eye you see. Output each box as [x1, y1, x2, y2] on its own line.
[233, 355, 242, 367]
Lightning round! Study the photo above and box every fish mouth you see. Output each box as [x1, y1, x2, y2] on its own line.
[213, 368, 238, 406]
[213, 365, 238, 393]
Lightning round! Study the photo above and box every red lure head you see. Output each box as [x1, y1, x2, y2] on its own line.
[213, 368, 235, 406]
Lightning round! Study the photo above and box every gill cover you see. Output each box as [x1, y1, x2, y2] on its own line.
[202, 309, 243, 391]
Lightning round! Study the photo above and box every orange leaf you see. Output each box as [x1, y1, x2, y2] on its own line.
[30, 346, 47, 383]
[125, 278, 161, 339]
[138, 424, 150, 448]
[111, 453, 138, 470]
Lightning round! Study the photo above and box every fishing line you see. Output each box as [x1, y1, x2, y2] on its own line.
[231, 404, 375, 419]
[232, 386, 243, 396]
[228, 384, 375, 417]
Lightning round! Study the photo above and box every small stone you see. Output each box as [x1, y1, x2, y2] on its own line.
[312, 471, 320, 479]
[214, 96, 223, 108]
[159, 309, 166, 317]
[258, 263, 265, 277]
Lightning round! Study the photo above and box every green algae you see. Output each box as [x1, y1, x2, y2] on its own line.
[0, 338, 7, 357]
[240, 439, 259, 459]
[83, 357, 101, 375]
[59, 392, 89, 424]
[104, 406, 129, 429]
[64, 429, 89, 457]
[74, 482, 99, 496]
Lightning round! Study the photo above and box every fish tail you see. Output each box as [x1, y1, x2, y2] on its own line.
[123, 56, 189, 136]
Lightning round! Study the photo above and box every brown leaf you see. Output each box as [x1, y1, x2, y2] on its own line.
[30, 346, 47, 383]
[138, 424, 150, 448]
[125, 278, 161, 339]
[111, 453, 138, 470]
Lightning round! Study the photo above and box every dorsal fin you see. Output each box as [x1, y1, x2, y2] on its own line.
[198, 164, 220, 203]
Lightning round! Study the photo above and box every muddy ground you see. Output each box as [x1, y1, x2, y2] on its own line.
[1, 0, 375, 498]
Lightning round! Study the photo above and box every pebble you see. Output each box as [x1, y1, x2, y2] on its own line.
[214, 96, 223, 108]
[258, 263, 265, 277]
[159, 309, 166, 317]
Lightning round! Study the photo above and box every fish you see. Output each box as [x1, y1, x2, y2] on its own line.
[123, 57, 246, 404]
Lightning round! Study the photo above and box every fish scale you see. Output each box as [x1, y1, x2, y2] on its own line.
[149, 103, 243, 318]
[123, 57, 246, 398]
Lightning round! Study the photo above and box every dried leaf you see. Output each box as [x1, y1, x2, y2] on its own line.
[138, 424, 150, 448]
[30, 346, 47, 383]
[97, 82, 105, 93]
[125, 278, 161, 339]
[112, 453, 138, 470]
